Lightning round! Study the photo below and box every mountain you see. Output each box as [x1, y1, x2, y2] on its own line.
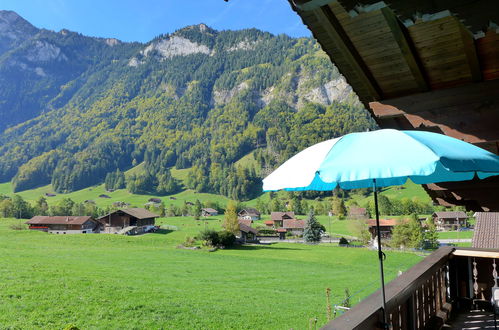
[0, 12, 376, 201]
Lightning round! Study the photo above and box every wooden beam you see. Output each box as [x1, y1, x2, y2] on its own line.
[452, 249, 499, 259]
[293, 0, 336, 11]
[312, 4, 383, 100]
[379, 7, 428, 92]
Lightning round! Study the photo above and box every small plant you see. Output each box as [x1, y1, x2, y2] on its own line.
[183, 236, 196, 247]
[10, 223, 26, 230]
[339, 237, 349, 245]
[325, 288, 332, 321]
[63, 325, 79, 330]
[343, 288, 351, 308]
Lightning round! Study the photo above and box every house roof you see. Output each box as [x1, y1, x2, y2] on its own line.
[98, 208, 159, 220]
[26, 216, 94, 225]
[202, 208, 218, 213]
[367, 219, 399, 227]
[239, 223, 258, 235]
[472, 212, 499, 249]
[283, 219, 306, 229]
[238, 208, 261, 216]
[271, 211, 295, 221]
[264, 220, 274, 225]
[238, 219, 253, 227]
[349, 207, 367, 216]
[432, 211, 467, 219]
[277, 228, 288, 233]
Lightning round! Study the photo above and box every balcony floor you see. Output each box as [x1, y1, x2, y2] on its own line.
[445, 310, 497, 329]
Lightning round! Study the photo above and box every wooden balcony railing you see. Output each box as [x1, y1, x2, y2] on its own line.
[323, 247, 499, 329]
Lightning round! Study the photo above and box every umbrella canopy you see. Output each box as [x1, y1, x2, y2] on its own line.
[263, 129, 499, 191]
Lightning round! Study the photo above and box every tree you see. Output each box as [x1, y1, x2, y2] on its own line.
[0, 198, 14, 218]
[159, 202, 166, 217]
[408, 213, 423, 249]
[348, 220, 371, 245]
[34, 196, 49, 215]
[391, 214, 423, 249]
[331, 197, 346, 217]
[303, 209, 324, 243]
[12, 195, 32, 219]
[423, 217, 439, 249]
[193, 200, 202, 220]
[223, 201, 239, 235]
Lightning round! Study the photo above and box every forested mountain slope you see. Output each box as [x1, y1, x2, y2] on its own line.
[0, 12, 376, 200]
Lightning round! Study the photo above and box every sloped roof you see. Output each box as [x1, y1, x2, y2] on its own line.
[349, 207, 367, 216]
[367, 219, 399, 227]
[202, 208, 218, 213]
[283, 219, 306, 229]
[271, 212, 295, 221]
[264, 220, 274, 225]
[239, 208, 260, 216]
[472, 212, 499, 249]
[432, 211, 467, 219]
[26, 216, 93, 225]
[239, 223, 258, 235]
[98, 208, 159, 220]
[238, 219, 253, 227]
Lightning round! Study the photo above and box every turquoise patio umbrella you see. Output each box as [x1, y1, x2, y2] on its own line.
[262, 129, 499, 328]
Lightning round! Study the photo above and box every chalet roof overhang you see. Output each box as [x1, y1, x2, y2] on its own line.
[286, 0, 499, 211]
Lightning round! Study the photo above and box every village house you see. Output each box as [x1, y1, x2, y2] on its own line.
[264, 220, 274, 227]
[238, 220, 258, 243]
[432, 211, 468, 231]
[201, 208, 218, 217]
[267, 212, 306, 237]
[270, 211, 296, 227]
[98, 208, 159, 234]
[348, 206, 368, 219]
[367, 219, 398, 240]
[238, 208, 261, 221]
[472, 212, 499, 249]
[26, 216, 100, 234]
[282, 219, 306, 236]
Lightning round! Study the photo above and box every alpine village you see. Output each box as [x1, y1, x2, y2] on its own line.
[0, 1, 498, 329]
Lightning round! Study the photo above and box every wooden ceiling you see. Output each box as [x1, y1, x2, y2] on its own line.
[289, 0, 499, 210]
[290, 0, 498, 103]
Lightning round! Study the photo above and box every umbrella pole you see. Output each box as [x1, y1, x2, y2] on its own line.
[373, 179, 388, 329]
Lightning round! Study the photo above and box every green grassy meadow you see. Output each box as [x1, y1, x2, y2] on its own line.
[0, 217, 424, 329]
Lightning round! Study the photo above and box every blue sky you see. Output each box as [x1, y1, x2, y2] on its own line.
[2, 0, 311, 42]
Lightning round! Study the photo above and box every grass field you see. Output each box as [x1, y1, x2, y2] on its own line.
[0, 217, 424, 329]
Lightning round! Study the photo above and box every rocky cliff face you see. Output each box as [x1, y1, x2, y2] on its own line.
[0, 10, 38, 54]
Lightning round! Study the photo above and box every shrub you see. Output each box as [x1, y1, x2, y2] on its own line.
[258, 228, 277, 236]
[218, 230, 236, 248]
[183, 236, 196, 247]
[199, 228, 220, 247]
[339, 237, 349, 245]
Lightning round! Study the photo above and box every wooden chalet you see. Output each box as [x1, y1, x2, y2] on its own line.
[472, 212, 499, 249]
[238, 222, 258, 243]
[367, 218, 398, 239]
[282, 219, 306, 236]
[238, 208, 261, 220]
[201, 208, 218, 216]
[348, 206, 368, 219]
[98, 208, 159, 234]
[432, 211, 468, 231]
[270, 211, 296, 227]
[26, 216, 100, 234]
